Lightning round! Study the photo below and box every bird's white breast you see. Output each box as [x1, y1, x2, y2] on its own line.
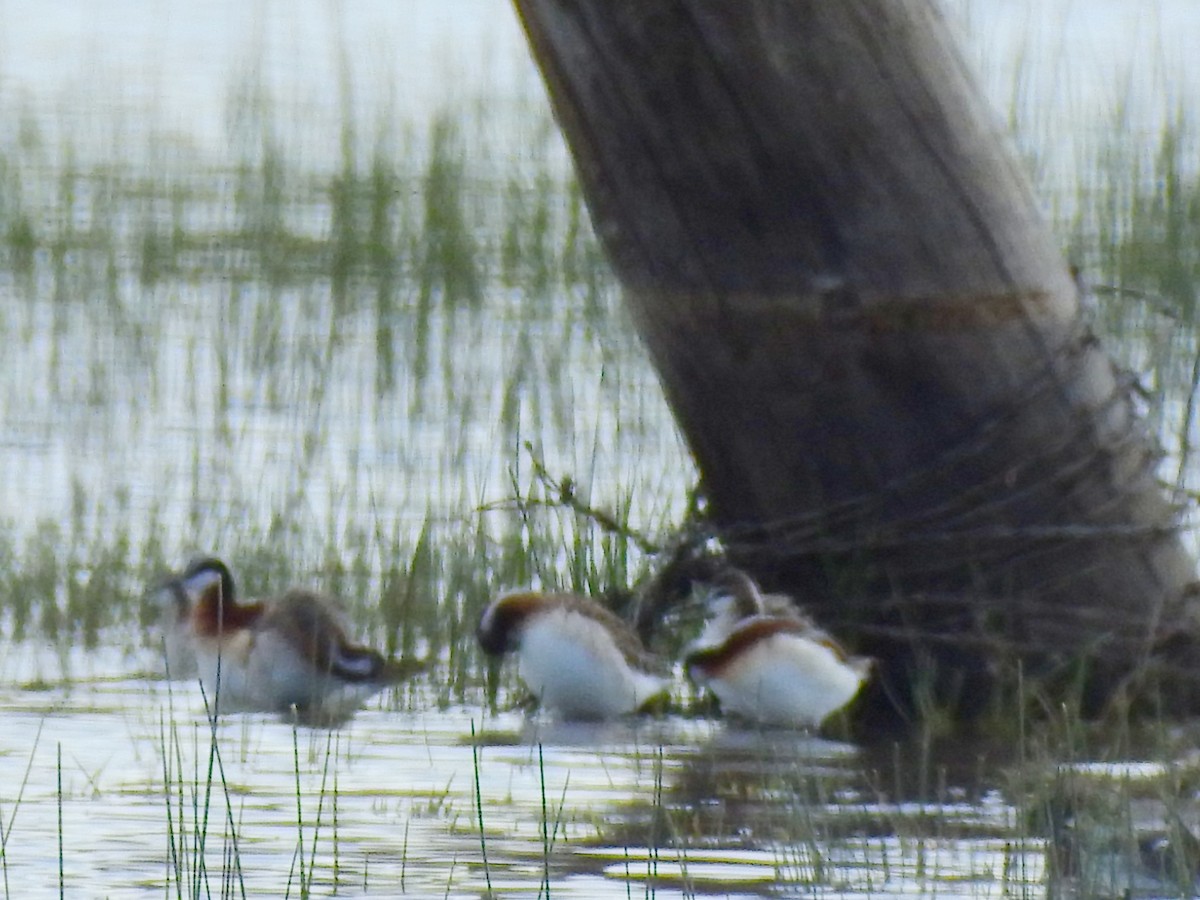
[516, 607, 665, 719]
[700, 631, 865, 727]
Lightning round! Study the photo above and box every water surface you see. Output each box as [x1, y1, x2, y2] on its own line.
[0, 646, 1055, 899]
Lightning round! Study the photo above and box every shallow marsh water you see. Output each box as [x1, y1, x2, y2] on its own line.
[0, 645, 1055, 899]
[0, 1, 1199, 897]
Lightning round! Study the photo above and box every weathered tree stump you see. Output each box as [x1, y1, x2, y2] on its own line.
[512, 0, 1200, 729]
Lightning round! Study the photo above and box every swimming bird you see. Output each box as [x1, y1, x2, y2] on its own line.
[152, 574, 202, 680]
[684, 569, 871, 728]
[477, 590, 670, 720]
[156, 556, 410, 722]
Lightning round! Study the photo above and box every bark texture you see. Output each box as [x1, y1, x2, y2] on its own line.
[512, 0, 1200, 727]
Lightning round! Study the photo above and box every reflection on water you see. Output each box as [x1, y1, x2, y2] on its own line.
[0, 646, 1058, 899]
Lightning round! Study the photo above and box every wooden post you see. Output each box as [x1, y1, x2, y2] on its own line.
[512, 0, 1200, 728]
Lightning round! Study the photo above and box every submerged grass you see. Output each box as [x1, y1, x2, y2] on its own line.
[1, 91, 1195, 677]
[469, 720, 492, 896]
[0, 66, 665, 694]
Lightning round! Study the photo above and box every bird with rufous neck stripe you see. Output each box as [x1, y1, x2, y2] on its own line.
[684, 569, 871, 728]
[155, 556, 415, 723]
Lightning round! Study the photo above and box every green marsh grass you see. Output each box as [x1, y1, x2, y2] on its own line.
[55, 744, 62, 900]
[0, 720, 42, 900]
[469, 720, 493, 896]
[287, 725, 339, 898]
